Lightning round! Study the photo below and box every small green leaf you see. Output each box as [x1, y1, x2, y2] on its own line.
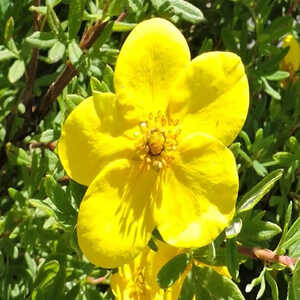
[8, 59, 25, 83]
[90, 76, 110, 93]
[26, 32, 57, 49]
[46, 1, 62, 35]
[221, 26, 238, 52]
[113, 21, 136, 32]
[29, 199, 55, 216]
[237, 169, 283, 213]
[4, 16, 14, 42]
[127, 0, 144, 12]
[0, 49, 17, 62]
[169, 0, 205, 24]
[43, 175, 77, 227]
[265, 71, 290, 81]
[225, 218, 242, 239]
[261, 77, 281, 100]
[68, 0, 87, 39]
[34, 260, 60, 289]
[103, 64, 114, 91]
[240, 212, 282, 243]
[253, 160, 268, 177]
[48, 41, 65, 63]
[265, 272, 279, 300]
[29, 5, 48, 15]
[225, 239, 239, 281]
[288, 261, 300, 299]
[90, 76, 103, 92]
[179, 270, 194, 300]
[107, 0, 126, 16]
[245, 268, 266, 293]
[68, 39, 83, 65]
[6, 142, 31, 167]
[157, 253, 190, 289]
[192, 265, 245, 300]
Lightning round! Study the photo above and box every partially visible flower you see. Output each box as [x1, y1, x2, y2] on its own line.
[58, 18, 249, 268]
[280, 34, 300, 82]
[111, 240, 230, 300]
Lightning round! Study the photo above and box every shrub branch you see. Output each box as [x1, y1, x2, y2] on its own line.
[237, 245, 298, 269]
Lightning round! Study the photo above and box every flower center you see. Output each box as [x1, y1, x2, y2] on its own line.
[135, 112, 180, 171]
[147, 130, 165, 156]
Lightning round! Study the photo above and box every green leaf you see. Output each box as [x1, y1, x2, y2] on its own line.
[245, 268, 266, 293]
[34, 129, 59, 143]
[113, 21, 136, 32]
[240, 211, 282, 243]
[107, 0, 126, 16]
[34, 260, 60, 289]
[29, 5, 48, 15]
[25, 32, 57, 49]
[252, 160, 268, 177]
[265, 71, 290, 81]
[6, 142, 31, 167]
[48, 41, 65, 63]
[90, 76, 110, 92]
[288, 261, 300, 299]
[237, 169, 283, 213]
[0, 49, 17, 62]
[68, 39, 83, 65]
[65, 94, 84, 111]
[157, 253, 190, 289]
[29, 199, 55, 216]
[261, 77, 281, 100]
[265, 272, 279, 300]
[179, 270, 194, 300]
[221, 26, 238, 52]
[169, 0, 205, 24]
[103, 64, 114, 91]
[68, 0, 87, 39]
[8, 59, 25, 83]
[43, 175, 77, 227]
[225, 239, 239, 281]
[280, 232, 300, 252]
[225, 218, 243, 239]
[4, 16, 14, 42]
[25, 252, 37, 280]
[46, 1, 63, 35]
[126, 0, 144, 12]
[192, 265, 245, 300]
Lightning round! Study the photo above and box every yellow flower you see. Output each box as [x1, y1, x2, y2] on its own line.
[58, 18, 249, 268]
[280, 34, 300, 77]
[111, 240, 230, 300]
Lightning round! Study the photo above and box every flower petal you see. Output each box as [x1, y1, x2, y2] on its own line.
[111, 240, 184, 299]
[77, 159, 158, 268]
[114, 18, 190, 123]
[155, 133, 238, 248]
[58, 96, 134, 186]
[168, 51, 249, 146]
[281, 34, 300, 72]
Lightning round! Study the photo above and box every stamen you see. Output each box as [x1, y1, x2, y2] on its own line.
[134, 112, 180, 171]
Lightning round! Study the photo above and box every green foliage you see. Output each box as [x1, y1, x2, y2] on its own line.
[0, 0, 300, 299]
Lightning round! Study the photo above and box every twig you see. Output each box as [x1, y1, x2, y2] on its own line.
[87, 271, 111, 285]
[38, 15, 116, 117]
[116, 11, 127, 22]
[238, 245, 298, 269]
